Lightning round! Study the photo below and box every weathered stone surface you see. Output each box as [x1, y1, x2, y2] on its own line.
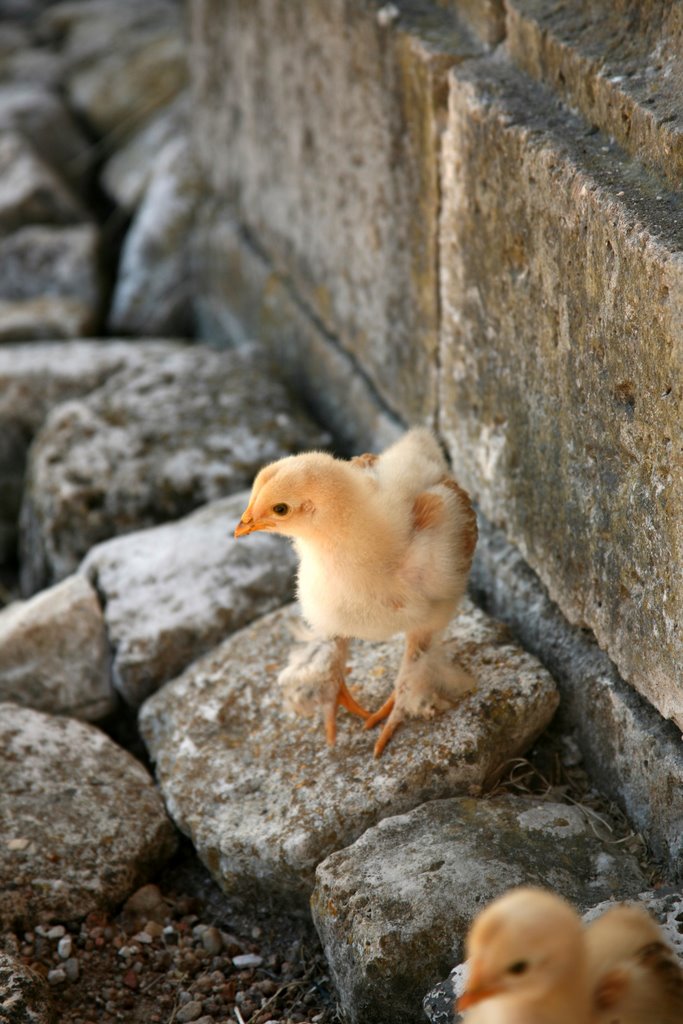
[0, 574, 113, 719]
[0, 950, 55, 1024]
[139, 600, 558, 910]
[82, 493, 297, 707]
[0, 703, 177, 929]
[0, 84, 91, 189]
[506, 0, 683, 189]
[40, 0, 187, 140]
[0, 130, 84, 231]
[0, 224, 100, 340]
[470, 515, 683, 881]
[312, 794, 645, 1024]
[20, 343, 328, 591]
[101, 94, 189, 212]
[425, 888, 683, 1024]
[440, 57, 682, 729]
[193, 211, 403, 455]
[0, 339, 184, 563]
[191, 0, 485, 423]
[108, 137, 202, 336]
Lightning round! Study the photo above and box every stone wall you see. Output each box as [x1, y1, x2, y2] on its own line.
[189, 0, 682, 855]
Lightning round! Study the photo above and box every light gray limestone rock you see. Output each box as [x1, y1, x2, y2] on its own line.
[82, 493, 297, 707]
[0, 339, 184, 564]
[0, 703, 177, 929]
[139, 600, 559, 911]
[39, 0, 187, 140]
[425, 888, 683, 1024]
[0, 574, 112, 719]
[0, 224, 100, 341]
[0, 83, 91, 189]
[108, 137, 201, 336]
[0, 950, 55, 1024]
[20, 343, 327, 592]
[311, 794, 645, 1024]
[0, 130, 84, 231]
[101, 94, 189, 212]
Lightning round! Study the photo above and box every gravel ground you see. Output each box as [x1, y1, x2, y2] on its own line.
[0, 839, 339, 1024]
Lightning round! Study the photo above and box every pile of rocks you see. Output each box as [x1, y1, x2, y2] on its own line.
[0, 3, 680, 1024]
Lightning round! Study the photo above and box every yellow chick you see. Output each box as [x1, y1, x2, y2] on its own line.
[457, 887, 591, 1024]
[585, 903, 683, 1024]
[234, 427, 477, 755]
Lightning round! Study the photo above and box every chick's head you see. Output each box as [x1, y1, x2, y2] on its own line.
[458, 887, 584, 1012]
[234, 451, 346, 540]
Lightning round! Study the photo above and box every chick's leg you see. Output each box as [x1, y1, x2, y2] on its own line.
[325, 637, 371, 746]
[365, 630, 433, 757]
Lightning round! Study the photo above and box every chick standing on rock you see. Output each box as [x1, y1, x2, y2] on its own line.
[234, 427, 478, 756]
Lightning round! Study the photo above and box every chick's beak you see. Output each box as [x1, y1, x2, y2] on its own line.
[234, 508, 273, 538]
[456, 965, 502, 1012]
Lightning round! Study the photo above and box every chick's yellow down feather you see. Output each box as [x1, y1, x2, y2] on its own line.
[457, 888, 683, 1024]
[234, 428, 478, 755]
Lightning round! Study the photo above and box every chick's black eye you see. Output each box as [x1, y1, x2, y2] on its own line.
[508, 961, 529, 976]
[272, 503, 290, 516]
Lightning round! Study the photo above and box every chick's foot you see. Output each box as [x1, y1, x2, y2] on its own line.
[365, 631, 475, 757]
[278, 635, 369, 746]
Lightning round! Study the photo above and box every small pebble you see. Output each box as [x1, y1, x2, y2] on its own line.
[163, 925, 179, 944]
[57, 936, 73, 959]
[6, 837, 30, 850]
[176, 1000, 204, 1022]
[201, 926, 223, 955]
[47, 926, 66, 940]
[132, 931, 153, 944]
[232, 953, 263, 969]
[64, 957, 80, 982]
[122, 969, 139, 990]
[48, 968, 66, 985]
[144, 920, 165, 938]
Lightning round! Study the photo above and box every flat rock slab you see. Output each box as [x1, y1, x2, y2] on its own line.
[20, 343, 328, 592]
[82, 493, 297, 707]
[311, 794, 646, 1024]
[0, 950, 55, 1024]
[139, 600, 559, 910]
[0, 703, 177, 930]
[0, 574, 113, 720]
[426, 888, 683, 1024]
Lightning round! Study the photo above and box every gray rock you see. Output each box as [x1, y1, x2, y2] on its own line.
[101, 94, 189, 212]
[0, 949, 55, 1023]
[81, 493, 297, 707]
[0, 224, 100, 341]
[0, 83, 91, 189]
[0, 574, 113, 719]
[20, 343, 327, 591]
[39, 0, 187, 140]
[108, 137, 202, 336]
[139, 600, 558, 910]
[312, 794, 645, 1024]
[0, 130, 85, 231]
[0, 338, 184, 564]
[425, 889, 683, 1024]
[0, 703, 177, 929]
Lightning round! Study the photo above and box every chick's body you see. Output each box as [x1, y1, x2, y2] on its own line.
[234, 428, 477, 754]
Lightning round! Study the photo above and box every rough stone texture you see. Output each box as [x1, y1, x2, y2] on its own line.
[506, 0, 683, 190]
[0, 83, 91, 190]
[425, 888, 683, 1024]
[0, 339, 184, 563]
[101, 94, 189, 212]
[0, 703, 177, 929]
[139, 600, 559, 910]
[0, 574, 113, 720]
[437, 0, 505, 48]
[312, 794, 645, 1024]
[470, 515, 683, 881]
[0, 950, 55, 1024]
[0, 130, 84, 231]
[39, 0, 187, 140]
[191, 0, 485, 423]
[192, 212, 403, 456]
[20, 343, 328, 592]
[439, 57, 682, 729]
[81, 493, 297, 707]
[108, 137, 202, 336]
[0, 224, 101, 340]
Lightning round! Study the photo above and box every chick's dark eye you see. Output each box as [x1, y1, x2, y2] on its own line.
[272, 503, 290, 517]
[507, 961, 529, 976]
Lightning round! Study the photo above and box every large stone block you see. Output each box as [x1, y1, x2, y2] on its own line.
[505, 0, 683, 189]
[190, 0, 483, 422]
[439, 58, 682, 728]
